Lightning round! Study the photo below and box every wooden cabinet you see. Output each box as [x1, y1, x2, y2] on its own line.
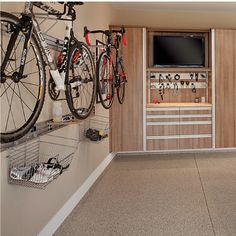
[146, 104, 212, 150]
[215, 30, 236, 148]
[110, 27, 144, 152]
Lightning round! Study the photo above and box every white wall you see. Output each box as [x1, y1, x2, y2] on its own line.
[1, 2, 114, 236]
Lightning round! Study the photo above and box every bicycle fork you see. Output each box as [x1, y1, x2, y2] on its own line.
[1, 14, 33, 83]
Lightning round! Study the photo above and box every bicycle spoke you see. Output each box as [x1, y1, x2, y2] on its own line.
[21, 81, 39, 86]
[0, 81, 13, 97]
[7, 82, 33, 112]
[20, 81, 38, 99]
[9, 57, 35, 74]
[17, 83, 26, 122]
[24, 71, 38, 76]
[4, 83, 17, 131]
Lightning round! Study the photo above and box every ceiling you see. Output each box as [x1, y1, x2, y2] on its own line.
[111, 2, 236, 13]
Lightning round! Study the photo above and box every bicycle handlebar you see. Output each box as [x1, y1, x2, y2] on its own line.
[84, 26, 126, 47]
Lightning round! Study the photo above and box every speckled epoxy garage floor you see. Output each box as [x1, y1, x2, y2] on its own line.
[55, 152, 236, 236]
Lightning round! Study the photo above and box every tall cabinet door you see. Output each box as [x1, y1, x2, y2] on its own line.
[215, 29, 235, 148]
[110, 27, 143, 152]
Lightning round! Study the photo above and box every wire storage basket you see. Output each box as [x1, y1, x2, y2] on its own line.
[8, 133, 78, 189]
[84, 115, 109, 143]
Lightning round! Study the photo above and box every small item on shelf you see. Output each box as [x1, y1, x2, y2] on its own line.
[180, 81, 185, 88]
[195, 97, 200, 103]
[153, 98, 160, 104]
[85, 128, 108, 142]
[52, 101, 62, 122]
[201, 97, 206, 103]
[195, 72, 199, 82]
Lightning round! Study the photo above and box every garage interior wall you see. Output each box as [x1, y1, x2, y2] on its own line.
[2, 2, 236, 236]
[0, 2, 115, 236]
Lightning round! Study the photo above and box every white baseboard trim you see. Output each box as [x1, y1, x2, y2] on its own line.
[38, 152, 116, 236]
[116, 148, 236, 156]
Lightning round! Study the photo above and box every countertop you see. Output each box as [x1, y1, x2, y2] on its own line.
[147, 103, 212, 108]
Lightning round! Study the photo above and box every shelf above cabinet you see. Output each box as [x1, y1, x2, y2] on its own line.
[147, 102, 212, 108]
[147, 67, 211, 72]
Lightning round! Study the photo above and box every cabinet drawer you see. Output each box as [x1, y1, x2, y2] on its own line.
[179, 138, 212, 149]
[146, 109, 179, 116]
[180, 110, 212, 115]
[147, 139, 179, 150]
[147, 125, 179, 136]
[179, 124, 212, 135]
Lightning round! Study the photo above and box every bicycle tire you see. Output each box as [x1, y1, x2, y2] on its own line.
[117, 59, 126, 104]
[97, 51, 114, 109]
[65, 41, 96, 119]
[0, 11, 46, 143]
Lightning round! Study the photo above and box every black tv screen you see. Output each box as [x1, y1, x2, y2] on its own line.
[153, 35, 205, 67]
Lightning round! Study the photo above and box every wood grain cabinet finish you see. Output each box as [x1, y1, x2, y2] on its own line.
[146, 106, 212, 150]
[215, 29, 236, 148]
[110, 27, 143, 152]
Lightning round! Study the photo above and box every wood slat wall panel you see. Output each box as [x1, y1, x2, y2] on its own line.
[110, 28, 143, 152]
[150, 88, 207, 103]
[215, 30, 235, 148]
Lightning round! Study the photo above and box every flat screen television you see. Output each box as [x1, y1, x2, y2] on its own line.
[152, 34, 205, 67]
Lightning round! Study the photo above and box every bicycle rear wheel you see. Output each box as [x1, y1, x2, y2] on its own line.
[0, 12, 46, 143]
[65, 41, 96, 119]
[97, 51, 114, 109]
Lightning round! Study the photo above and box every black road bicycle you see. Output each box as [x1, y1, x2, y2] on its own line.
[0, 2, 96, 143]
[84, 26, 127, 109]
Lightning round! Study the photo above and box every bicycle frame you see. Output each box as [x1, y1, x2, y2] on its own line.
[27, 2, 74, 91]
[1, 2, 74, 91]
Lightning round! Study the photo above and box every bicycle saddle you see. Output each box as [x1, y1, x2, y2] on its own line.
[59, 2, 84, 6]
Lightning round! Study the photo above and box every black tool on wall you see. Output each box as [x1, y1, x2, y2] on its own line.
[159, 74, 165, 83]
[190, 73, 194, 80]
[174, 73, 180, 80]
[159, 83, 165, 100]
[166, 74, 172, 83]
[191, 83, 196, 93]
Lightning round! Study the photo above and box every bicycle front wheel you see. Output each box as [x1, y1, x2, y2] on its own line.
[117, 59, 126, 104]
[0, 12, 46, 143]
[65, 41, 96, 119]
[97, 51, 114, 109]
